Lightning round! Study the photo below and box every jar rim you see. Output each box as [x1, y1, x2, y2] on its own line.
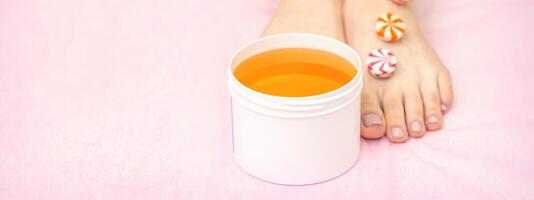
[228, 33, 363, 118]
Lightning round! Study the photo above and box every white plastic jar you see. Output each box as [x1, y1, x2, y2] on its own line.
[228, 33, 363, 185]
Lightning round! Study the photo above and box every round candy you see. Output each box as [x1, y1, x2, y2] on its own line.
[367, 48, 398, 78]
[376, 12, 405, 42]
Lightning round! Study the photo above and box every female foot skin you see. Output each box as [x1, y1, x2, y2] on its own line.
[344, 0, 453, 142]
[261, 0, 345, 40]
[263, 0, 453, 143]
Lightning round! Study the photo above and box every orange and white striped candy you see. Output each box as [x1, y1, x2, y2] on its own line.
[367, 48, 398, 78]
[376, 12, 405, 42]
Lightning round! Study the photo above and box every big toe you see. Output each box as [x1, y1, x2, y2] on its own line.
[360, 91, 386, 139]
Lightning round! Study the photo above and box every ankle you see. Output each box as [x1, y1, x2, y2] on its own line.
[266, 0, 345, 40]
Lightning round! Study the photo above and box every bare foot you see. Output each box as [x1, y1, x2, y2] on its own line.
[344, 0, 453, 142]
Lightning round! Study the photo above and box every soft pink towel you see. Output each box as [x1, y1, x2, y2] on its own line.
[1, 0, 533, 199]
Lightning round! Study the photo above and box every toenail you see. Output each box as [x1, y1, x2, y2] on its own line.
[411, 121, 423, 132]
[362, 114, 383, 127]
[391, 127, 405, 138]
[441, 104, 448, 112]
[428, 115, 440, 124]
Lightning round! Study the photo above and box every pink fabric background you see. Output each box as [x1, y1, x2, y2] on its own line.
[1, 0, 534, 199]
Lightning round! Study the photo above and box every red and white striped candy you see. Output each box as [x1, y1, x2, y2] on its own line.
[367, 48, 398, 78]
[376, 12, 405, 42]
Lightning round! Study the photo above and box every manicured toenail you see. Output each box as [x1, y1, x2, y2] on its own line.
[391, 127, 405, 138]
[362, 114, 383, 127]
[441, 104, 448, 112]
[428, 115, 439, 124]
[411, 121, 423, 132]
